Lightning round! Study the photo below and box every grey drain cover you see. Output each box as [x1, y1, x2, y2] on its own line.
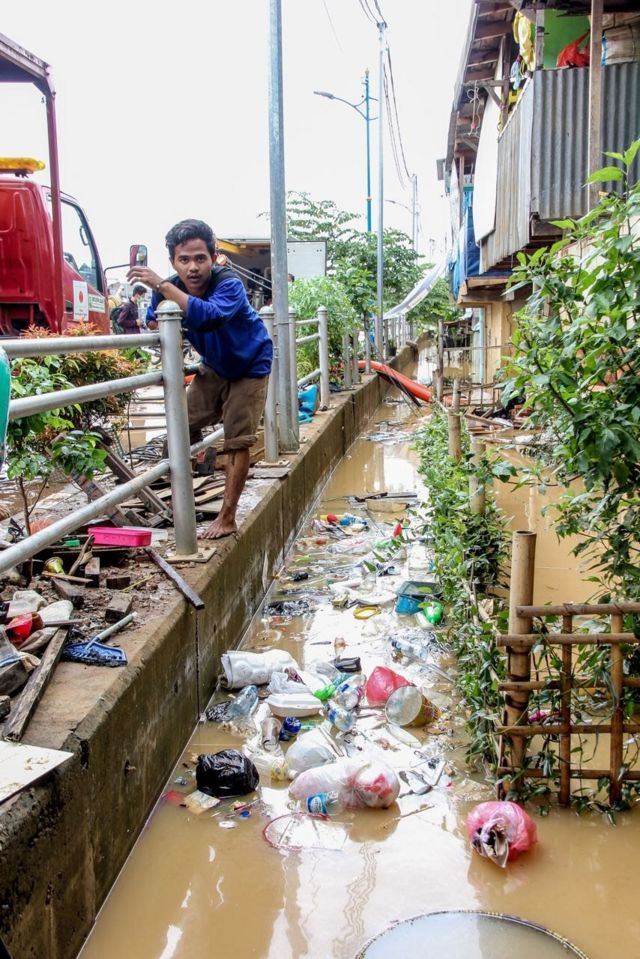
[358, 911, 588, 959]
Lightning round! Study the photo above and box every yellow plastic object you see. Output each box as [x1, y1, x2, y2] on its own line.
[0, 157, 46, 174]
[513, 11, 535, 71]
[353, 605, 381, 620]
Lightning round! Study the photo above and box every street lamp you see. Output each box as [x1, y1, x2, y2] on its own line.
[314, 72, 375, 232]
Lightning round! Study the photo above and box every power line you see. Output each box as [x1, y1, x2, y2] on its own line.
[384, 47, 413, 183]
[355, 0, 377, 24]
[371, 0, 386, 22]
[321, 0, 344, 52]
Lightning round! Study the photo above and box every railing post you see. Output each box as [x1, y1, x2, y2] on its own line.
[157, 299, 198, 557]
[342, 334, 352, 388]
[351, 333, 359, 385]
[506, 531, 537, 774]
[317, 306, 330, 410]
[261, 305, 279, 462]
[288, 307, 300, 449]
[275, 307, 297, 451]
[364, 314, 372, 374]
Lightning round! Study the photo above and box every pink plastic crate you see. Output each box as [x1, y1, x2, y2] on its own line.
[88, 526, 152, 548]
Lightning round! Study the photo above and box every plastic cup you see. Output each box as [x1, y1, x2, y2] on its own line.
[384, 686, 439, 727]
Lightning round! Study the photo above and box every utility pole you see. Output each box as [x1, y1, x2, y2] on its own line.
[411, 174, 417, 252]
[268, 0, 298, 450]
[376, 18, 387, 359]
[364, 69, 372, 233]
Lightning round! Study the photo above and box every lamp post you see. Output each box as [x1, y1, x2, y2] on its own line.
[314, 73, 375, 232]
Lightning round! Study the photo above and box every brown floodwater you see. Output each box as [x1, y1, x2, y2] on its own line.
[78, 393, 639, 959]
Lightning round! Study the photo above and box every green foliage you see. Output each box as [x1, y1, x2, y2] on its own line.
[501, 145, 640, 599]
[280, 191, 359, 270]
[288, 275, 358, 379]
[409, 276, 464, 335]
[7, 323, 141, 533]
[334, 228, 424, 319]
[413, 408, 509, 771]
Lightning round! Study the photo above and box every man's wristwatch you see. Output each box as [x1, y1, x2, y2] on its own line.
[155, 278, 169, 292]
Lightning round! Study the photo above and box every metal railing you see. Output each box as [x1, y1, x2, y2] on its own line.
[260, 304, 330, 462]
[0, 296, 333, 572]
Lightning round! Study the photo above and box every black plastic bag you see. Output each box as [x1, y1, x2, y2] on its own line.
[196, 749, 259, 797]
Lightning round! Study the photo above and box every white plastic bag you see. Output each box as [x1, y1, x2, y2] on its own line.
[285, 729, 339, 778]
[221, 649, 297, 689]
[289, 756, 400, 809]
[268, 671, 308, 696]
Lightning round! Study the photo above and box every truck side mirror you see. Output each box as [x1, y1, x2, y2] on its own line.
[129, 244, 148, 268]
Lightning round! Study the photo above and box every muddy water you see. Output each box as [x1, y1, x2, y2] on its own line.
[78, 396, 638, 959]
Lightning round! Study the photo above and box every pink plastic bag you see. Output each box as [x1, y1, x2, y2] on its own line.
[365, 666, 413, 706]
[467, 801, 537, 867]
[289, 757, 400, 809]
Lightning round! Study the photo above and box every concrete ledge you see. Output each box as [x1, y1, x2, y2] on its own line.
[0, 340, 425, 959]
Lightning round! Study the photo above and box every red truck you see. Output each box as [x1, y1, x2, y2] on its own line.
[0, 33, 132, 336]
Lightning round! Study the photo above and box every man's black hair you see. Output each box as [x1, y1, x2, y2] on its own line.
[132, 284, 147, 296]
[165, 219, 216, 258]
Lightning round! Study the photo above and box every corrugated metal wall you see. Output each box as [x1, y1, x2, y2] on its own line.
[480, 79, 533, 273]
[531, 63, 640, 220]
[481, 62, 640, 271]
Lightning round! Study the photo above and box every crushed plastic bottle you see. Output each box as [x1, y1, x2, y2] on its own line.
[390, 635, 436, 665]
[325, 702, 355, 733]
[226, 685, 259, 721]
[260, 716, 282, 753]
[305, 791, 346, 817]
[333, 674, 366, 710]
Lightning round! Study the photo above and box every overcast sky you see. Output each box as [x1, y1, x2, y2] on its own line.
[2, 0, 471, 279]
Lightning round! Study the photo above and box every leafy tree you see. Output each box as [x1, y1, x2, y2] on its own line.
[410, 276, 464, 335]
[501, 141, 640, 598]
[282, 192, 359, 269]
[288, 276, 358, 367]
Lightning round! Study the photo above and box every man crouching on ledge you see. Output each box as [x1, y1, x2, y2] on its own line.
[128, 218, 272, 540]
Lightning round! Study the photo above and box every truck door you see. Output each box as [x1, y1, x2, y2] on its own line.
[58, 197, 108, 332]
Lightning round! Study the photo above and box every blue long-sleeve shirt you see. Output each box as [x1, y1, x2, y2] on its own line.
[147, 268, 272, 380]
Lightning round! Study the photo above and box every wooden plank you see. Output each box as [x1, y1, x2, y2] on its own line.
[3, 629, 68, 742]
[83, 557, 101, 588]
[50, 577, 84, 608]
[144, 548, 204, 610]
[105, 593, 133, 623]
[100, 441, 173, 521]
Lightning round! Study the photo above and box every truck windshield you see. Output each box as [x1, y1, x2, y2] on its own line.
[60, 198, 101, 291]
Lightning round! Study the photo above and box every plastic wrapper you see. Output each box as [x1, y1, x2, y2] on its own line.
[285, 729, 338, 778]
[466, 800, 537, 867]
[289, 756, 400, 809]
[268, 671, 308, 696]
[365, 666, 413, 706]
[196, 749, 259, 797]
[220, 649, 297, 689]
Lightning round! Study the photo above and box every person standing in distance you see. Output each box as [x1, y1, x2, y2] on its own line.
[127, 219, 272, 540]
[116, 284, 146, 334]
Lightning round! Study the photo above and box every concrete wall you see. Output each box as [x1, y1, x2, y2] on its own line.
[0, 342, 423, 959]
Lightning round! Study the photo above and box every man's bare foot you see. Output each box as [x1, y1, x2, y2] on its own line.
[201, 516, 238, 540]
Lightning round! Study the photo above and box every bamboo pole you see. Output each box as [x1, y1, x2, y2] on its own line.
[469, 438, 486, 515]
[506, 531, 537, 770]
[559, 614, 573, 805]
[497, 633, 637, 647]
[610, 611, 625, 805]
[448, 411, 462, 461]
[497, 768, 640, 782]
[516, 602, 640, 616]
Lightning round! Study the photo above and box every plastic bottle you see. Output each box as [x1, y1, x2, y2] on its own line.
[226, 685, 259, 721]
[325, 702, 355, 733]
[279, 716, 302, 741]
[390, 635, 436, 665]
[305, 791, 346, 817]
[313, 682, 338, 703]
[333, 674, 366, 710]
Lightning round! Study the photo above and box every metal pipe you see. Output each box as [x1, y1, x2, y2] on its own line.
[295, 319, 319, 328]
[269, 0, 298, 452]
[9, 371, 164, 421]
[365, 69, 372, 233]
[351, 334, 359, 385]
[261, 307, 279, 463]
[364, 316, 371, 374]
[297, 369, 320, 389]
[296, 333, 319, 346]
[2, 333, 160, 358]
[157, 300, 198, 557]
[318, 306, 330, 409]
[189, 428, 224, 456]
